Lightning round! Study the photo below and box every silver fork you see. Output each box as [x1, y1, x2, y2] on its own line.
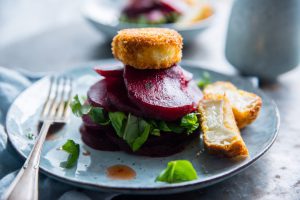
[4, 76, 73, 200]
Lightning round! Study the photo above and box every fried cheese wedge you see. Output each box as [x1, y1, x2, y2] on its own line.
[199, 96, 249, 158]
[112, 28, 183, 70]
[203, 81, 262, 129]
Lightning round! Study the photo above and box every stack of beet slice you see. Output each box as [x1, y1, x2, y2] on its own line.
[80, 65, 203, 157]
[121, 0, 188, 23]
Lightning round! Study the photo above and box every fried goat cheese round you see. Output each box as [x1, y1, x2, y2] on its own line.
[112, 28, 183, 69]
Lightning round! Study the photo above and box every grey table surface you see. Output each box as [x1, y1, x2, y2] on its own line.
[0, 0, 300, 199]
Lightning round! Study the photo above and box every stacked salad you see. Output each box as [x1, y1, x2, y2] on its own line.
[71, 65, 202, 157]
[119, 0, 191, 24]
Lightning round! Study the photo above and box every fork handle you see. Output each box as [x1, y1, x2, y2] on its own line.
[5, 121, 52, 200]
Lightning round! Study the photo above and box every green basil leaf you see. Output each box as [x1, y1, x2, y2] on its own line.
[120, 115, 152, 151]
[26, 132, 35, 140]
[180, 113, 199, 134]
[148, 120, 160, 136]
[61, 140, 80, 169]
[151, 128, 161, 136]
[109, 112, 127, 137]
[197, 72, 211, 89]
[70, 95, 110, 125]
[89, 107, 110, 125]
[156, 160, 198, 183]
[123, 114, 139, 144]
[158, 121, 172, 132]
[137, 15, 148, 24]
[148, 120, 158, 127]
[157, 120, 185, 134]
[81, 105, 92, 115]
[132, 120, 151, 151]
[70, 95, 91, 117]
[167, 122, 185, 134]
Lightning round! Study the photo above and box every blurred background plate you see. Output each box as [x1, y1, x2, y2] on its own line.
[82, 0, 215, 43]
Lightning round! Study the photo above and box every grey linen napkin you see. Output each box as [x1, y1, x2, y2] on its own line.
[0, 67, 116, 200]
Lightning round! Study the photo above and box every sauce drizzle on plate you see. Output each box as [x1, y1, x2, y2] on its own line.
[106, 165, 136, 180]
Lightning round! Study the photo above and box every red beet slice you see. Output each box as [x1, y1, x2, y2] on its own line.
[182, 68, 193, 82]
[82, 114, 102, 130]
[106, 77, 143, 116]
[81, 114, 113, 131]
[124, 65, 196, 121]
[87, 79, 112, 110]
[187, 81, 203, 109]
[80, 125, 119, 151]
[160, 0, 188, 14]
[94, 65, 123, 78]
[106, 128, 199, 157]
[122, 0, 156, 17]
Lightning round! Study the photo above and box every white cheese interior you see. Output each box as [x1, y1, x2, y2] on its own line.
[204, 100, 236, 145]
[206, 85, 255, 110]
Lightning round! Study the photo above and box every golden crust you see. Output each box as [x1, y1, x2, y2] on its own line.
[199, 95, 249, 158]
[203, 81, 262, 129]
[233, 90, 262, 129]
[204, 139, 249, 159]
[111, 28, 183, 69]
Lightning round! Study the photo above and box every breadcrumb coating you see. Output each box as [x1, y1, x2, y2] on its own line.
[203, 81, 262, 129]
[112, 28, 183, 69]
[199, 96, 249, 158]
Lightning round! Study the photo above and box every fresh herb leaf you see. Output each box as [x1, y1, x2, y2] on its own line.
[137, 15, 148, 24]
[148, 120, 161, 136]
[123, 114, 139, 144]
[70, 95, 110, 125]
[89, 107, 110, 125]
[158, 121, 172, 132]
[166, 122, 185, 134]
[70, 95, 91, 117]
[26, 133, 35, 140]
[157, 121, 185, 134]
[151, 128, 161, 136]
[180, 113, 199, 134]
[112, 114, 152, 152]
[197, 72, 211, 89]
[156, 160, 198, 183]
[108, 112, 127, 137]
[132, 120, 151, 151]
[61, 140, 80, 169]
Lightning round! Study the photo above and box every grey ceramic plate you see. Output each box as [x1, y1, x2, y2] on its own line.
[82, 0, 215, 42]
[6, 60, 279, 195]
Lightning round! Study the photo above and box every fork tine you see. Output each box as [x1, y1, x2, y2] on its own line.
[41, 76, 55, 118]
[41, 76, 72, 122]
[48, 77, 64, 118]
[56, 77, 68, 118]
[62, 77, 73, 119]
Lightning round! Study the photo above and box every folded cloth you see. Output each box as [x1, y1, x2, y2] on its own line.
[0, 67, 116, 200]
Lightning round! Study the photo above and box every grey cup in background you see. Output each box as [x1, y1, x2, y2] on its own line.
[225, 0, 300, 81]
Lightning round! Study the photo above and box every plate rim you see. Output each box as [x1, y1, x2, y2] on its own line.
[81, 0, 216, 32]
[6, 60, 280, 194]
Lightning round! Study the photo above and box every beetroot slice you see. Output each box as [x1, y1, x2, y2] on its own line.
[105, 128, 199, 157]
[186, 81, 203, 109]
[87, 80, 112, 110]
[80, 125, 119, 151]
[82, 114, 113, 131]
[182, 68, 193, 82]
[82, 114, 102, 130]
[106, 78, 143, 116]
[124, 65, 196, 121]
[94, 66, 123, 78]
[160, 0, 187, 14]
